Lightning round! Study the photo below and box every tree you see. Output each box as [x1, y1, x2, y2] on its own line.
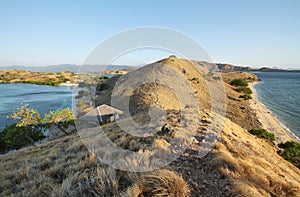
[43, 108, 76, 135]
[9, 104, 42, 127]
[1, 105, 76, 153]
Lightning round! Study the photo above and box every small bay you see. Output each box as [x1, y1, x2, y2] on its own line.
[0, 83, 75, 129]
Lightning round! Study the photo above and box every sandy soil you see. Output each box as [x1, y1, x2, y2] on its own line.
[249, 82, 298, 144]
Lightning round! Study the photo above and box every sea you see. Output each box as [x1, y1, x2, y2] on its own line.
[254, 72, 300, 140]
[0, 83, 75, 129]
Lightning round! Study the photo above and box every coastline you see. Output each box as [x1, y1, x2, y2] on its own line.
[249, 82, 299, 143]
[59, 82, 78, 87]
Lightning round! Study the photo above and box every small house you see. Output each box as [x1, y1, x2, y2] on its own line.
[96, 104, 123, 125]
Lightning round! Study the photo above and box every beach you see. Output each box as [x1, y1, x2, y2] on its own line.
[249, 82, 298, 144]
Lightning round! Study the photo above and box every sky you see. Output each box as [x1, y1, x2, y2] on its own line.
[0, 0, 299, 68]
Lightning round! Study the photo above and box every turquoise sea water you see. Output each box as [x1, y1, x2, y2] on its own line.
[0, 83, 75, 129]
[254, 72, 300, 140]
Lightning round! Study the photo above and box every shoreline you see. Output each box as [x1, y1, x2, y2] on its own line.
[249, 82, 299, 143]
[59, 82, 78, 87]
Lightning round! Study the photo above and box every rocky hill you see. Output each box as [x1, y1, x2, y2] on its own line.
[216, 63, 252, 72]
[1, 57, 299, 196]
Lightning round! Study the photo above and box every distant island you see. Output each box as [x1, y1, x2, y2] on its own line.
[216, 63, 300, 72]
[0, 70, 75, 86]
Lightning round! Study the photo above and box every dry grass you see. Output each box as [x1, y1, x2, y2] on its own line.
[129, 169, 190, 197]
[214, 119, 300, 196]
[0, 70, 75, 83]
[0, 132, 190, 196]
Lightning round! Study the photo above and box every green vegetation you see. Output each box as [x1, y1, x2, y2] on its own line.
[0, 105, 75, 153]
[75, 90, 90, 99]
[239, 94, 252, 100]
[15, 80, 62, 86]
[99, 76, 109, 79]
[97, 83, 110, 91]
[0, 124, 45, 153]
[236, 87, 253, 94]
[230, 78, 248, 87]
[249, 128, 275, 141]
[278, 141, 300, 169]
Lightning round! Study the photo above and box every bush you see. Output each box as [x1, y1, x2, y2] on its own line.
[230, 78, 248, 87]
[239, 94, 252, 100]
[78, 82, 88, 88]
[78, 90, 89, 97]
[99, 76, 109, 79]
[0, 105, 76, 153]
[278, 141, 300, 169]
[97, 83, 110, 91]
[249, 128, 275, 141]
[0, 124, 45, 153]
[236, 87, 253, 94]
[15, 80, 61, 86]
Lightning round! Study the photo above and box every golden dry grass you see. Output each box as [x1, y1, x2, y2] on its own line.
[0, 70, 75, 83]
[0, 132, 190, 196]
[214, 118, 300, 196]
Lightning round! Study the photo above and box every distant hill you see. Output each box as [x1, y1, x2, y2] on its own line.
[0, 64, 133, 73]
[216, 63, 300, 72]
[216, 63, 252, 72]
[252, 67, 300, 72]
[1, 63, 299, 73]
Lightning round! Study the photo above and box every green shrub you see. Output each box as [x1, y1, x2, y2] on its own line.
[0, 105, 76, 153]
[97, 83, 110, 91]
[99, 76, 109, 79]
[15, 80, 60, 86]
[0, 124, 45, 153]
[236, 87, 253, 94]
[278, 141, 300, 169]
[78, 90, 89, 97]
[78, 82, 88, 88]
[230, 78, 248, 87]
[239, 94, 252, 100]
[249, 128, 275, 141]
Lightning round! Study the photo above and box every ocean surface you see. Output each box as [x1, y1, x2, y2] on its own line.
[254, 72, 300, 140]
[0, 83, 75, 129]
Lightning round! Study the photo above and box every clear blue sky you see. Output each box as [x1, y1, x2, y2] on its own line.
[0, 0, 299, 68]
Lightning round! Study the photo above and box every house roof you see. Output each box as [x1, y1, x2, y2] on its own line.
[96, 104, 123, 116]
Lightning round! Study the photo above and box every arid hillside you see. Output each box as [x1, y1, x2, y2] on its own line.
[0, 57, 299, 196]
[0, 70, 75, 85]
